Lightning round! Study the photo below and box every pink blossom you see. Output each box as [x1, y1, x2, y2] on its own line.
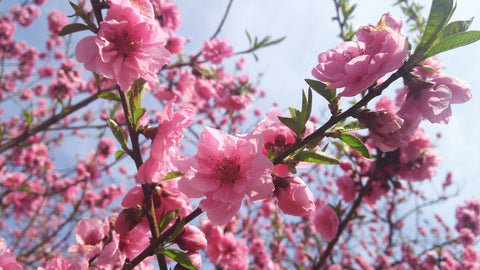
[205, 231, 249, 270]
[69, 218, 110, 259]
[462, 245, 480, 270]
[401, 72, 471, 124]
[202, 38, 234, 65]
[75, 1, 171, 91]
[0, 17, 16, 46]
[275, 176, 315, 216]
[397, 129, 441, 181]
[174, 225, 207, 251]
[10, 5, 41, 27]
[0, 236, 23, 270]
[136, 98, 196, 183]
[458, 228, 476, 246]
[41, 256, 89, 270]
[312, 13, 408, 97]
[313, 204, 339, 241]
[166, 35, 185, 54]
[178, 127, 274, 224]
[455, 200, 480, 235]
[47, 10, 68, 36]
[335, 175, 356, 203]
[250, 108, 315, 177]
[151, 0, 182, 33]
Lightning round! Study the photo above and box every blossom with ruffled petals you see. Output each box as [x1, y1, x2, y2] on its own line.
[178, 127, 274, 224]
[312, 13, 408, 97]
[75, 0, 171, 91]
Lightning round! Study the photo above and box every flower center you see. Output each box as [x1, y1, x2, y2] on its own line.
[114, 32, 142, 58]
[212, 156, 240, 183]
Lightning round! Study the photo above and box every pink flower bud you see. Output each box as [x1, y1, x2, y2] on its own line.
[275, 177, 315, 216]
[175, 225, 207, 251]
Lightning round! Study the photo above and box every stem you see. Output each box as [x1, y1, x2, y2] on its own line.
[210, 0, 235, 40]
[124, 207, 203, 270]
[273, 65, 408, 165]
[313, 178, 372, 269]
[0, 92, 103, 154]
[118, 90, 143, 168]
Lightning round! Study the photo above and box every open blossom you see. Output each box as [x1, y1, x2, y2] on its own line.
[75, 0, 171, 91]
[401, 72, 471, 125]
[396, 128, 441, 181]
[136, 98, 196, 184]
[202, 38, 234, 65]
[313, 204, 339, 241]
[178, 127, 274, 224]
[0, 236, 23, 270]
[205, 231, 249, 270]
[312, 13, 408, 97]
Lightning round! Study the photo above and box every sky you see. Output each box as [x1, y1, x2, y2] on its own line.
[175, 0, 480, 221]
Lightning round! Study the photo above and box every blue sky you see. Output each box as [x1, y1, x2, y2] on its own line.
[175, 0, 480, 221]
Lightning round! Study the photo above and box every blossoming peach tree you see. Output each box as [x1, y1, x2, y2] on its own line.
[1, 0, 480, 269]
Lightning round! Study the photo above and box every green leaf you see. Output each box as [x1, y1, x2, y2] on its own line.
[107, 119, 129, 150]
[132, 108, 146, 127]
[340, 120, 366, 132]
[425, 30, 480, 57]
[339, 132, 371, 158]
[98, 91, 121, 102]
[245, 30, 252, 44]
[305, 79, 336, 103]
[22, 109, 33, 126]
[278, 116, 301, 137]
[158, 209, 180, 233]
[293, 150, 340, 165]
[163, 171, 184, 180]
[58, 23, 90, 36]
[159, 249, 197, 270]
[299, 89, 313, 129]
[166, 218, 186, 243]
[434, 18, 474, 45]
[69, 1, 90, 22]
[114, 150, 125, 160]
[416, 0, 455, 55]
[129, 78, 147, 109]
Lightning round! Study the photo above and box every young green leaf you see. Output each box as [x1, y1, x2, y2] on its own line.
[58, 23, 90, 36]
[98, 92, 121, 102]
[129, 78, 147, 108]
[340, 120, 367, 132]
[415, 0, 455, 56]
[278, 116, 301, 137]
[132, 108, 146, 127]
[299, 89, 313, 130]
[434, 18, 474, 44]
[425, 30, 480, 58]
[166, 218, 186, 243]
[305, 79, 336, 103]
[293, 150, 340, 165]
[163, 171, 185, 180]
[339, 132, 371, 158]
[114, 150, 125, 160]
[107, 119, 129, 150]
[159, 249, 197, 270]
[158, 209, 180, 233]
[69, 1, 91, 24]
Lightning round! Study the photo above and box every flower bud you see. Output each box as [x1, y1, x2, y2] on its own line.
[174, 225, 207, 251]
[275, 177, 315, 216]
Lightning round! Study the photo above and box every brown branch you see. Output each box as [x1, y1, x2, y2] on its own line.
[0, 91, 106, 154]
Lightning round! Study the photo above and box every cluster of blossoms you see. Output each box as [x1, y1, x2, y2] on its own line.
[0, 0, 479, 269]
